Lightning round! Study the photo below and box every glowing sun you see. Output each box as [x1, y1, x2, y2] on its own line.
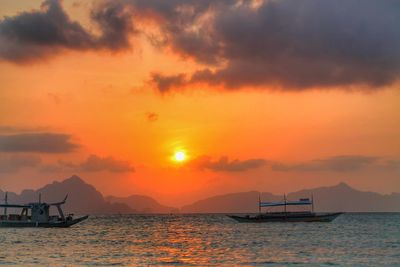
[174, 151, 186, 162]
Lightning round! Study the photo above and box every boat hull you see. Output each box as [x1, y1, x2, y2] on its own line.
[228, 212, 342, 223]
[0, 215, 88, 228]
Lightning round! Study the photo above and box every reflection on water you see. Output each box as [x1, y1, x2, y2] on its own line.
[0, 213, 399, 266]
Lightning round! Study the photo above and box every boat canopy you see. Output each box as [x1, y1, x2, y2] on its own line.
[0, 204, 30, 208]
[260, 198, 312, 207]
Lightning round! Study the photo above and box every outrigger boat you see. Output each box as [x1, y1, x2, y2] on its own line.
[228, 195, 342, 223]
[0, 192, 88, 227]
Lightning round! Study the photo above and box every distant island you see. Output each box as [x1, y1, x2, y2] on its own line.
[1, 175, 399, 214]
[0, 175, 176, 215]
[181, 183, 400, 213]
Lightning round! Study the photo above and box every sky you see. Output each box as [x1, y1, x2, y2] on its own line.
[0, 0, 399, 206]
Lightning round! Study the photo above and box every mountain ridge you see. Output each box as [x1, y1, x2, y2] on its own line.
[182, 182, 400, 213]
[106, 195, 178, 213]
[0, 175, 173, 214]
[1, 176, 399, 213]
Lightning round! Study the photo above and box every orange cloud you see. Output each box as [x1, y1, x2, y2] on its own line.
[191, 156, 267, 172]
[42, 154, 135, 173]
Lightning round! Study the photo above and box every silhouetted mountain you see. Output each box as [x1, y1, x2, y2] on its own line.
[181, 191, 281, 213]
[0, 175, 134, 214]
[0, 175, 179, 214]
[106, 195, 178, 213]
[288, 182, 400, 212]
[2, 179, 399, 214]
[181, 183, 400, 213]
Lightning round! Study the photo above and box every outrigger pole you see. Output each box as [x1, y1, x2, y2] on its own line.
[258, 194, 261, 214]
[52, 194, 68, 221]
[3, 192, 7, 217]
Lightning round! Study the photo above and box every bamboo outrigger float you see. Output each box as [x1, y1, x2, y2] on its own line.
[0, 192, 88, 228]
[228, 194, 342, 223]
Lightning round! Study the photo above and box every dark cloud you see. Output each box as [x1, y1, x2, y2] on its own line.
[0, 133, 79, 153]
[0, 154, 41, 173]
[90, 0, 134, 51]
[0, 0, 135, 63]
[4, 0, 400, 90]
[150, 73, 187, 93]
[145, 112, 158, 122]
[272, 155, 379, 172]
[193, 156, 267, 172]
[140, 0, 400, 91]
[130, 0, 224, 63]
[43, 154, 135, 173]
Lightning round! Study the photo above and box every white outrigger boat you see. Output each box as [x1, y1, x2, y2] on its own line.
[0, 193, 88, 228]
[228, 195, 342, 223]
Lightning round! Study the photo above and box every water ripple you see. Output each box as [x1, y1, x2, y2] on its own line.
[0, 213, 399, 266]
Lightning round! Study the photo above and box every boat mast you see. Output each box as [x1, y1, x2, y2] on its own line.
[4, 192, 7, 217]
[311, 193, 314, 213]
[258, 193, 261, 214]
[284, 194, 287, 213]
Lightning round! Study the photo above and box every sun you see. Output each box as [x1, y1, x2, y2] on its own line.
[174, 151, 186, 162]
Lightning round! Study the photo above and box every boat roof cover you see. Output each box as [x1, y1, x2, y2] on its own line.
[0, 204, 30, 208]
[260, 199, 312, 207]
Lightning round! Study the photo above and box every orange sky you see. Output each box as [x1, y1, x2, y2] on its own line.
[1, 0, 399, 206]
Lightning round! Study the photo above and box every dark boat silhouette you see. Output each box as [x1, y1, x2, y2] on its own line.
[228, 195, 342, 222]
[0, 193, 88, 227]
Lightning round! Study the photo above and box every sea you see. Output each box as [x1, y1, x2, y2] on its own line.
[0, 213, 399, 266]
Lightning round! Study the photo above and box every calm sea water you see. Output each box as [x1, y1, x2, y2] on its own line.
[0, 213, 399, 266]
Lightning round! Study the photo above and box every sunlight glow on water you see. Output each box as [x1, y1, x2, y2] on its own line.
[0, 213, 399, 266]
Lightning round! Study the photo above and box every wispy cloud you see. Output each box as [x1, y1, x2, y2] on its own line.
[189, 154, 396, 173]
[145, 112, 159, 122]
[192, 156, 267, 172]
[0, 125, 51, 134]
[0, 154, 41, 173]
[271, 155, 379, 172]
[42, 154, 135, 173]
[75, 154, 135, 172]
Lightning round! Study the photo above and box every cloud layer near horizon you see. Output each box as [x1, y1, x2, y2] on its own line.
[0, 133, 79, 153]
[272, 155, 380, 172]
[192, 156, 267, 172]
[1, 0, 400, 91]
[1, 152, 397, 174]
[42, 154, 135, 173]
[0, 154, 41, 173]
[189, 155, 399, 173]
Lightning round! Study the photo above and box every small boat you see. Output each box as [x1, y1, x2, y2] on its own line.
[228, 195, 342, 223]
[0, 193, 88, 228]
